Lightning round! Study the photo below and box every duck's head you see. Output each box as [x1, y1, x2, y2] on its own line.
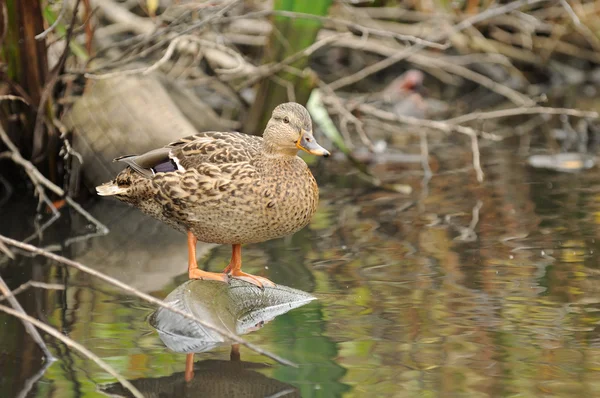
[263, 102, 330, 157]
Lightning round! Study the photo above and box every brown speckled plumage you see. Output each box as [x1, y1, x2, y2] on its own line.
[96, 102, 327, 246]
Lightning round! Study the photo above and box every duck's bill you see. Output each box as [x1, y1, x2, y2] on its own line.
[296, 131, 330, 157]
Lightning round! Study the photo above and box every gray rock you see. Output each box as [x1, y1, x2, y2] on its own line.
[150, 279, 316, 353]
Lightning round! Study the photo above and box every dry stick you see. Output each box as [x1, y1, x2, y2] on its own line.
[451, 0, 548, 33]
[85, 35, 248, 80]
[327, 0, 547, 94]
[0, 235, 297, 367]
[444, 106, 600, 125]
[221, 9, 448, 49]
[234, 32, 352, 90]
[319, 82, 375, 150]
[0, 276, 55, 362]
[0, 304, 143, 398]
[323, 33, 534, 107]
[0, 2, 7, 48]
[0, 126, 109, 235]
[33, 0, 82, 157]
[0, 241, 14, 259]
[328, 44, 418, 92]
[558, 0, 600, 51]
[89, 0, 241, 74]
[425, 56, 535, 106]
[356, 103, 485, 182]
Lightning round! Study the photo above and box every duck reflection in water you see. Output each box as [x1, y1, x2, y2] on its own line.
[102, 278, 315, 397]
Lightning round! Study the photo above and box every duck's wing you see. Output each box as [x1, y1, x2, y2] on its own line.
[167, 131, 262, 170]
[115, 131, 262, 179]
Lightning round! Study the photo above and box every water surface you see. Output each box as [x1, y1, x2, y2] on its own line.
[2, 144, 600, 397]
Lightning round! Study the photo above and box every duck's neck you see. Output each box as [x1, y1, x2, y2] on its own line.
[262, 141, 298, 158]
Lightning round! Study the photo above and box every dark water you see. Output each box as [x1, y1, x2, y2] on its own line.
[2, 144, 600, 397]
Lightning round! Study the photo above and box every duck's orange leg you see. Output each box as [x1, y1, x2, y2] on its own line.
[188, 231, 228, 282]
[222, 244, 275, 288]
[230, 344, 240, 361]
[185, 353, 195, 382]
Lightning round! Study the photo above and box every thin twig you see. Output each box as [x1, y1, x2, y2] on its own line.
[0, 235, 297, 368]
[559, 0, 581, 26]
[451, 0, 548, 34]
[87, 0, 241, 74]
[85, 35, 248, 80]
[220, 9, 449, 49]
[0, 276, 55, 362]
[328, 45, 417, 91]
[0, 240, 14, 259]
[33, 0, 82, 156]
[234, 32, 352, 89]
[444, 106, 599, 125]
[0, 95, 30, 105]
[0, 125, 109, 236]
[35, 0, 68, 40]
[326, 0, 546, 96]
[319, 83, 376, 151]
[0, 2, 7, 48]
[354, 103, 486, 181]
[323, 32, 534, 106]
[0, 303, 143, 398]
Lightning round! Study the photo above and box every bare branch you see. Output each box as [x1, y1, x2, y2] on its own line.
[0, 303, 143, 398]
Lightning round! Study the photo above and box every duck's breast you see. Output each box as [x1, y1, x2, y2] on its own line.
[255, 159, 319, 241]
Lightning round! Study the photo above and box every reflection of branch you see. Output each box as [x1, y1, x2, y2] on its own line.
[448, 200, 483, 242]
[0, 303, 143, 398]
[0, 276, 55, 361]
[355, 103, 486, 181]
[0, 235, 296, 368]
[0, 281, 65, 303]
[16, 358, 54, 398]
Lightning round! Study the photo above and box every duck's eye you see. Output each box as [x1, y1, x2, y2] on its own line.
[283, 116, 290, 124]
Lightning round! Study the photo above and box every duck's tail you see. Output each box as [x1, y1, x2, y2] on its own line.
[96, 182, 128, 196]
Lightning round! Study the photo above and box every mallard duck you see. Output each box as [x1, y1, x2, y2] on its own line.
[96, 102, 329, 288]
